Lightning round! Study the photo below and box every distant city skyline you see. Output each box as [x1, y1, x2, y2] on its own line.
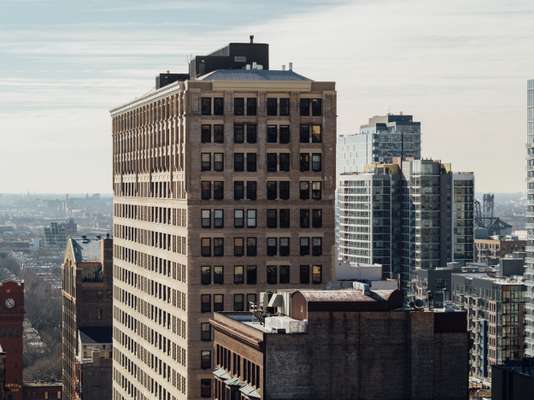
[1, 0, 534, 193]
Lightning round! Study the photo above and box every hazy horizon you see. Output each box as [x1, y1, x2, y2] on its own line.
[1, 0, 533, 193]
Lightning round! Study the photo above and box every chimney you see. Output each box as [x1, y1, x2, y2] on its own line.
[249, 35, 254, 44]
[288, 62, 293, 71]
[282, 65, 286, 71]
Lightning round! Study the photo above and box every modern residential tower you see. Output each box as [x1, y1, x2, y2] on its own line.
[110, 40, 336, 400]
[338, 159, 474, 294]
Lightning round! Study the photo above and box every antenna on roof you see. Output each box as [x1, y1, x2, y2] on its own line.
[249, 35, 254, 44]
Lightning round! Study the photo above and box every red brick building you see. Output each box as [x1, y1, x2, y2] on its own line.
[0, 281, 24, 400]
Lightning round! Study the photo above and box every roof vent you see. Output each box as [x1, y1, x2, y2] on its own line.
[289, 62, 293, 71]
[249, 35, 254, 44]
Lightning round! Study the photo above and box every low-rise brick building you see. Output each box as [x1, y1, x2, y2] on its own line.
[210, 287, 469, 400]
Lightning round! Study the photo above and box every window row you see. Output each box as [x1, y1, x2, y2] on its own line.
[199, 265, 323, 294]
[200, 208, 323, 230]
[200, 181, 323, 201]
[200, 152, 323, 173]
[200, 123, 322, 144]
[200, 235, 323, 257]
[201, 97, 323, 117]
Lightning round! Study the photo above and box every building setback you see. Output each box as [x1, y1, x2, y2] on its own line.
[525, 78, 534, 356]
[110, 40, 336, 400]
[451, 272, 525, 387]
[61, 237, 113, 400]
[338, 159, 474, 295]
[210, 287, 469, 400]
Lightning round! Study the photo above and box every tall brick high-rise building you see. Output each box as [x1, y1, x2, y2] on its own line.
[110, 40, 336, 400]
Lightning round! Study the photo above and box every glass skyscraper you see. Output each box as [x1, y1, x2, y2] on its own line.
[526, 79, 534, 355]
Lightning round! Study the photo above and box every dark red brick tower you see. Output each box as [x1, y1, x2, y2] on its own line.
[0, 281, 24, 400]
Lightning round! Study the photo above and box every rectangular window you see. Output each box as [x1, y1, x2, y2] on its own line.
[246, 209, 257, 228]
[279, 237, 290, 256]
[267, 153, 277, 172]
[201, 97, 212, 115]
[200, 323, 212, 341]
[312, 237, 322, 256]
[311, 125, 322, 143]
[234, 98, 245, 116]
[201, 181, 212, 200]
[234, 124, 244, 143]
[201, 153, 211, 171]
[311, 153, 322, 172]
[267, 125, 277, 143]
[246, 181, 257, 200]
[279, 153, 290, 172]
[201, 350, 212, 369]
[300, 209, 310, 228]
[279, 265, 290, 284]
[246, 293, 257, 310]
[246, 98, 257, 116]
[279, 98, 290, 116]
[213, 97, 224, 115]
[201, 379, 211, 398]
[234, 153, 244, 171]
[201, 238, 211, 257]
[279, 181, 290, 200]
[267, 98, 277, 116]
[213, 153, 224, 171]
[300, 265, 310, 284]
[246, 153, 257, 172]
[311, 98, 322, 116]
[300, 98, 310, 116]
[300, 237, 310, 256]
[300, 153, 310, 171]
[279, 209, 290, 228]
[234, 181, 244, 200]
[267, 238, 277, 256]
[201, 294, 211, 312]
[213, 238, 224, 257]
[213, 265, 224, 284]
[312, 265, 322, 284]
[266, 209, 277, 228]
[213, 181, 224, 200]
[213, 125, 224, 143]
[279, 126, 290, 143]
[213, 294, 224, 312]
[300, 181, 310, 200]
[246, 124, 257, 143]
[246, 238, 257, 256]
[201, 209, 211, 228]
[312, 182, 322, 200]
[266, 181, 277, 200]
[300, 124, 310, 143]
[201, 125, 211, 143]
[234, 237, 244, 257]
[234, 265, 244, 284]
[234, 209, 244, 228]
[267, 265, 278, 284]
[233, 294, 245, 311]
[201, 266, 211, 285]
[312, 209, 323, 228]
[246, 265, 257, 284]
[213, 209, 224, 228]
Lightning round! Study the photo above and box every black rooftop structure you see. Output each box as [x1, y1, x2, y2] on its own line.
[189, 36, 269, 79]
[155, 36, 270, 89]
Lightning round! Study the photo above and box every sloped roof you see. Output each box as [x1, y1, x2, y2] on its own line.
[197, 69, 310, 81]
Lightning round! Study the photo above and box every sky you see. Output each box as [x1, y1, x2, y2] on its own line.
[1, 0, 533, 194]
